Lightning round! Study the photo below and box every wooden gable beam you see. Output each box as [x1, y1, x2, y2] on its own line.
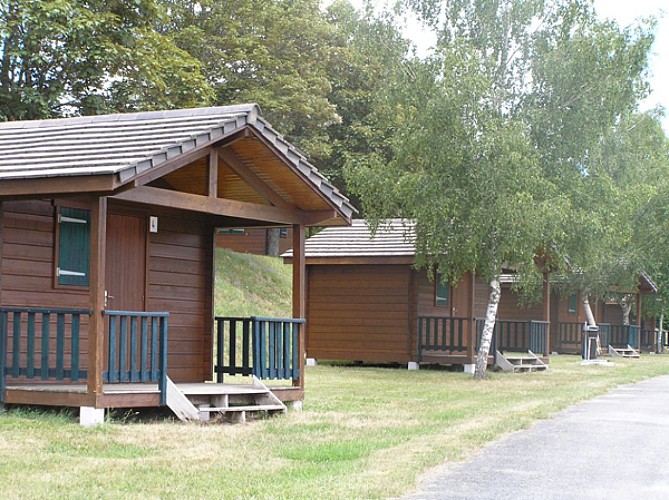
[218, 147, 291, 209]
[113, 186, 335, 225]
[208, 151, 218, 197]
[132, 146, 214, 187]
[0, 174, 120, 198]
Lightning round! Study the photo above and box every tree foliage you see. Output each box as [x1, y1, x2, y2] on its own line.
[345, 0, 659, 377]
[0, 0, 212, 120]
[160, 0, 340, 160]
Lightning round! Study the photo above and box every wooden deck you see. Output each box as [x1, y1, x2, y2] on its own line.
[3, 381, 303, 408]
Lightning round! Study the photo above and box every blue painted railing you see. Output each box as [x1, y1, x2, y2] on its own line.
[214, 316, 304, 382]
[417, 316, 469, 361]
[556, 322, 642, 354]
[476, 319, 549, 356]
[0, 307, 91, 402]
[556, 322, 583, 353]
[103, 310, 169, 406]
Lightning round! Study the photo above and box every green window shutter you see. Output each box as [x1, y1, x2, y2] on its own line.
[57, 207, 91, 286]
[436, 273, 449, 306]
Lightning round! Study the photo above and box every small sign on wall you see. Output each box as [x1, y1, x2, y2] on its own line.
[149, 216, 158, 233]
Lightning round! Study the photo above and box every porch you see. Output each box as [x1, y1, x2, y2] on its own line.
[0, 307, 305, 419]
[555, 322, 643, 354]
[416, 316, 550, 367]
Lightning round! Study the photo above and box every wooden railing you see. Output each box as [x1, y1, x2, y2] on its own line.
[417, 316, 468, 361]
[556, 322, 583, 353]
[640, 329, 658, 353]
[0, 307, 91, 403]
[103, 310, 169, 406]
[214, 316, 304, 382]
[476, 319, 549, 356]
[556, 322, 642, 354]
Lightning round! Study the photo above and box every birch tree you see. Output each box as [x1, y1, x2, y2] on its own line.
[347, 0, 655, 378]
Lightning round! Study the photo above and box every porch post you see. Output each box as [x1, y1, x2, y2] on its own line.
[636, 293, 642, 351]
[292, 224, 306, 390]
[88, 197, 107, 402]
[543, 271, 550, 357]
[466, 272, 476, 366]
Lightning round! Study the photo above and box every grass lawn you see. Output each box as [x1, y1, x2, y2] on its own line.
[2, 354, 669, 498]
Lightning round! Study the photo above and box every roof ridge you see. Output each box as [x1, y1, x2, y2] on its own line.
[0, 104, 260, 130]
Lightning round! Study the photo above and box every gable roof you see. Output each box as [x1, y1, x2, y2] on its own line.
[283, 218, 416, 259]
[0, 104, 355, 222]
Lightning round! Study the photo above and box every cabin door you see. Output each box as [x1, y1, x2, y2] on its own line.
[105, 214, 147, 312]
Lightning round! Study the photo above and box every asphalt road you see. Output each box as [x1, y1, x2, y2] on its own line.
[403, 374, 669, 500]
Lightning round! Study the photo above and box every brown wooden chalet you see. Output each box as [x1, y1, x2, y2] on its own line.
[0, 104, 354, 424]
[284, 219, 656, 371]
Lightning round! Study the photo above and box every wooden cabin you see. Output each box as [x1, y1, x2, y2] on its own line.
[216, 226, 293, 255]
[284, 220, 657, 369]
[283, 220, 552, 371]
[0, 105, 354, 424]
[550, 276, 657, 354]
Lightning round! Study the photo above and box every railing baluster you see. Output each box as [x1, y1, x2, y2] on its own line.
[12, 312, 21, 378]
[108, 314, 117, 383]
[56, 313, 65, 380]
[26, 313, 35, 378]
[41, 313, 50, 379]
[151, 316, 159, 381]
[242, 319, 251, 375]
[216, 318, 224, 383]
[129, 316, 138, 382]
[71, 313, 80, 382]
[119, 316, 128, 383]
[229, 320, 237, 373]
[140, 316, 148, 382]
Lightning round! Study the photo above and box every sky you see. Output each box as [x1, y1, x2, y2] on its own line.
[334, 0, 668, 132]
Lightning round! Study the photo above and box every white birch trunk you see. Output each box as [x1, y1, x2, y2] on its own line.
[658, 311, 664, 354]
[474, 276, 501, 380]
[582, 295, 596, 327]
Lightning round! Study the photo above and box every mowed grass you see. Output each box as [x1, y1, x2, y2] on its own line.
[2, 354, 669, 498]
[213, 247, 292, 318]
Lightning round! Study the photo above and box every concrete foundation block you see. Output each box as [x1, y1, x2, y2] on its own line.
[306, 358, 318, 367]
[463, 364, 475, 374]
[80, 406, 105, 427]
[408, 362, 420, 371]
[198, 404, 211, 422]
[289, 400, 303, 412]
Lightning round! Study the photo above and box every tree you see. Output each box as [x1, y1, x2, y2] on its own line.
[347, 0, 656, 378]
[160, 0, 341, 161]
[0, 0, 212, 121]
[321, 0, 413, 198]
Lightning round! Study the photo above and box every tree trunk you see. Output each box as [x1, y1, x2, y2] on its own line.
[474, 276, 501, 380]
[582, 295, 597, 326]
[658, 310, 664, 354]
[265, 228, 280, 256]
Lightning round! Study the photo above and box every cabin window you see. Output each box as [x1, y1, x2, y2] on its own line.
[56, 207, 91, 287]
[279, 228, 288, 238]
[217, 228, 246, 235]
[568, 293, 578, 315]
[435, 274, 449, 307]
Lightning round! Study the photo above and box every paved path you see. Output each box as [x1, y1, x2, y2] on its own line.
[404, 374, 669, 500]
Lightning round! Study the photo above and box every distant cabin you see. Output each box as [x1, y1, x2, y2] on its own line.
[283, 220, 656, 369]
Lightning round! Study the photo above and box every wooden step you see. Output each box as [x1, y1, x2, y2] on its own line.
[513, 364, 548, 372]
[203, 404, 286, 413]
[177, 383, 268, 396]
